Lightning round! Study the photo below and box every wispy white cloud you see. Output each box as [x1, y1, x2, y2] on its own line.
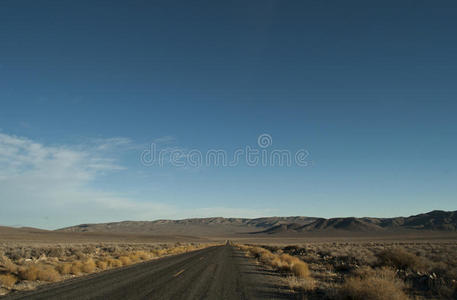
[153, 136, 176, 145]
[0, 132, 279, 229]
[91, 137, 133, 151]
[0, 133, 175, 228]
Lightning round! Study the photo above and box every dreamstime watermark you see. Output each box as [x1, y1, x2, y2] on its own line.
[140, 134, 310, 168]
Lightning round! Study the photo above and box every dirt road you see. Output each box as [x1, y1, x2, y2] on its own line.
[3, 244, 293, 300]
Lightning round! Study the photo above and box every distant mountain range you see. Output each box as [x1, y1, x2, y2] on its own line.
[58, 210, 457, 236]
[58, 217, 317, 236]
[258, 210, 457, 234]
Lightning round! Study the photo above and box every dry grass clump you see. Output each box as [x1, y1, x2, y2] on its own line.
[165, 244, 202, 256]
[56, 263, 72, 275]
[153, 249, 168, 256]
[279, 253, 297, 265]
[0, 274, 17, 288]
[119, 256, 132, 266]
[104, 257, 123, 268]
[238, 245, 311, 279]
[0, 256, 18, 274]
[18, 265, 39, 281]
[70, 261, 83, 275]
[341, 267, 409, 300]
[127, 250, 155, 262]
[18, 264, 60, 282]
[128, 253, 141, 263]
[291, 262, 310, 278]
[36, 265, 60, 282]
[137, 251, 153, 260]
[285, 276, 316, 292]
[96, 260, 108, 270]
[81, 259, 96, 273]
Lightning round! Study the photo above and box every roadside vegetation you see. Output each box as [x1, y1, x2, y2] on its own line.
[0, 242, 215, 295]
[237, 242, 457, 299]
[237, 244, 316, 292]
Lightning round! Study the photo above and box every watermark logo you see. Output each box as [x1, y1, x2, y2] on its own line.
[257, 133, 272, 148]
[140, 134, 309, 168]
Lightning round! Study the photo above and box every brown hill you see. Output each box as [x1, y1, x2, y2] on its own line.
[0, 225, 206, 244]
[57, 210, 457, 236]
[58, 217, 317, 236]
[300, 217, 384, 231]
[253, 210, 457, 234]
[259, 223, 306, 234]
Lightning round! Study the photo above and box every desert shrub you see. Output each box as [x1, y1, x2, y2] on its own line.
[280, 254, 301, 266]
[247, 246, 282, 267]
[70, 261, 83, 275]
[19, 264, 60, 282]
[136, 251, 151, 260]
[377, 248, 429, 272]
[81, 245, 96, 255]
[341, 267, 409, 300]
[240, 245, 311, 280]
[18, 265, 39, 281]
[111, 259, 123, 267]
[119, 256, 131, 266]
[286, 276, 316, 292]
[268, 256, 285, 269]
[36, 266, 60, 282]
[291, 261, 310, 279]
[47, 247, 64, 258]
[56, 263, 72, 275]
[431, 260, 457, 280]
[96, 260, 108, 270]
[258, 251, 275, 264]
[128, 253, 141, 263]
[0, 256, 18, 273]
[167, 245, 196, 255]
[72, 250, 86, 260]
[81, 259, 96, 273]
[105, 257, 122, 268]
[0, 274, 17, 288]
[151, 249, 165, 256]
[165, 248, 178, 255]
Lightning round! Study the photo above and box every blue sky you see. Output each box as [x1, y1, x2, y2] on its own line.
[1, 1, 456, 228]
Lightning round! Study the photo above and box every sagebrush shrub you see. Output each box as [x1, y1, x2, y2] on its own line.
[341, 267, 409, 300]
[0, 274, 17, 288]
[377, 248, 429, 272]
